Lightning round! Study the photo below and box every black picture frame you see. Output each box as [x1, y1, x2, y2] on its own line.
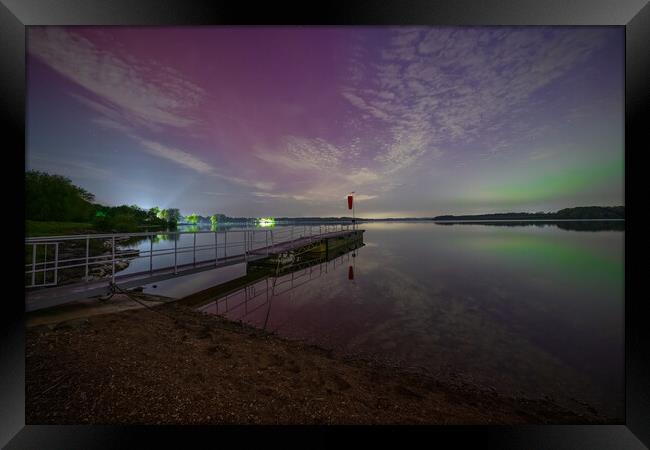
[1, 0, 647, 448]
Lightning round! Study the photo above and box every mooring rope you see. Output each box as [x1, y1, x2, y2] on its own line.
[104, 282, 178, 320]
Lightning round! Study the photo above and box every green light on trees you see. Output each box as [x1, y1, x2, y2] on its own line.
[257, 217, 275, 227]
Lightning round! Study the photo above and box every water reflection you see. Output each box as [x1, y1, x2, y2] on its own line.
[433, 220, 624, 232]
[195, 221, 623, 420]
[198, 241, 364, 331]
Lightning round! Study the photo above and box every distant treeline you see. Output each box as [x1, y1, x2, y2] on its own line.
[435, 220, 625, 232]
[433, 206, 624, 221]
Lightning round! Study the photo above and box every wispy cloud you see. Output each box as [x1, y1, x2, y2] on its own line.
[29, 27, 205, 131]
[255, 135, 345, 171]
[344, 194, 377, 201]
[252, 191, 308, 201]
[138, 139, 214, 174]
[253, 135, 386, 203]
[28, 153, 113, 180]
[137, 139, 275, 191]
[341, 27, 609, 171]
[26, 153, 159, 193]
[346, 168, 379, 185]
[221, 176, 274, 191]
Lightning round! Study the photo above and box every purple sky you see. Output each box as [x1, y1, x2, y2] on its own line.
[26, 27, 624, 218]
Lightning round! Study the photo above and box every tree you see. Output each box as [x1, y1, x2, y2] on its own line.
[164, 208, 181, 224]
[26, 170, 187, 232]
[26, 171, 95, 222]
[210, 214, 218, 227]
[186, 213, 199, 224]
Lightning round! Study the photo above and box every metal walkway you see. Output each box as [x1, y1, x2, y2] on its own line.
[248, 229, 363, 256]
[25, 224, 362, 312]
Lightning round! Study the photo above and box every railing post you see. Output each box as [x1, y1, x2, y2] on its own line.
[224, 230, 228, 259]
[214, 231, 218, 266]
[43, 244, 48, 284]
[54, 243, 59, 285]
[244, 231, 248, 263]
[174, 233, 178, 274]
[150, 236, 153, 274]
[111, 236, 116, 283]
[266, 230, 269, 255]
[193, 232, 196, 266]
[85, 237, 90, 281]
[31, 244, 36, 286]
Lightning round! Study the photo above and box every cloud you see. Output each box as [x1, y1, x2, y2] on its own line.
[92, 116, 133, 133]
[341, 27, 610, 172]
[346, 194, 377, 201]
[341, 91, 390, 120]
[529, 149, 558, 161]
[28, 153, 113, 180]
[252, 191, 308, 201]
[26, 153, 160, 193]
[67, 88, 277, 190]
[137, 139, 274, 191]
[346, 167, 379, 184]
[256, 135, 345, 172]
[138, 140, 214, 174]
[29, 27, 204, 131]
[223, 176, 274, 191]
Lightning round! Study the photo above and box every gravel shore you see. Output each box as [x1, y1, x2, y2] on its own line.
[26, 298, 607, 425]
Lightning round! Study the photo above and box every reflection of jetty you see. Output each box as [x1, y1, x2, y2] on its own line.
[196, 239, 364, 330]
[25, 225, 364, 312]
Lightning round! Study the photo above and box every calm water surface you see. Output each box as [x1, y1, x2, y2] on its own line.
[147, 222, 625, 418]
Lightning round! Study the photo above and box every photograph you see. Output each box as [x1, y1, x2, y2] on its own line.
[23, 25, 625, 426]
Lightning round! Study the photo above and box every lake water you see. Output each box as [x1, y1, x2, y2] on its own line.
[132, 221, 625, 419]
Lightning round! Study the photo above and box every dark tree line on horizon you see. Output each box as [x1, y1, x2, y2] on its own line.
[26, 171, 179, 232]
[432, 206, 625, 221]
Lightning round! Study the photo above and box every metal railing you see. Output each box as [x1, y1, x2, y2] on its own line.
[25, 224, 356, 288]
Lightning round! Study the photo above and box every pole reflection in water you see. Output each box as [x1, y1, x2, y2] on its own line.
[348, 249, 356, 281]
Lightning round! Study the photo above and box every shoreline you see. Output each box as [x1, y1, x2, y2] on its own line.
[26, 295, 611, 425]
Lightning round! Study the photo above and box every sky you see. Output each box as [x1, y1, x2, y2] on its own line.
[26, 26, 624, 218]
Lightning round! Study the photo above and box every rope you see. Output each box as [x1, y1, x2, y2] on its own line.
[105, 282, 178, 320]
[104, 282, 254, 336]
